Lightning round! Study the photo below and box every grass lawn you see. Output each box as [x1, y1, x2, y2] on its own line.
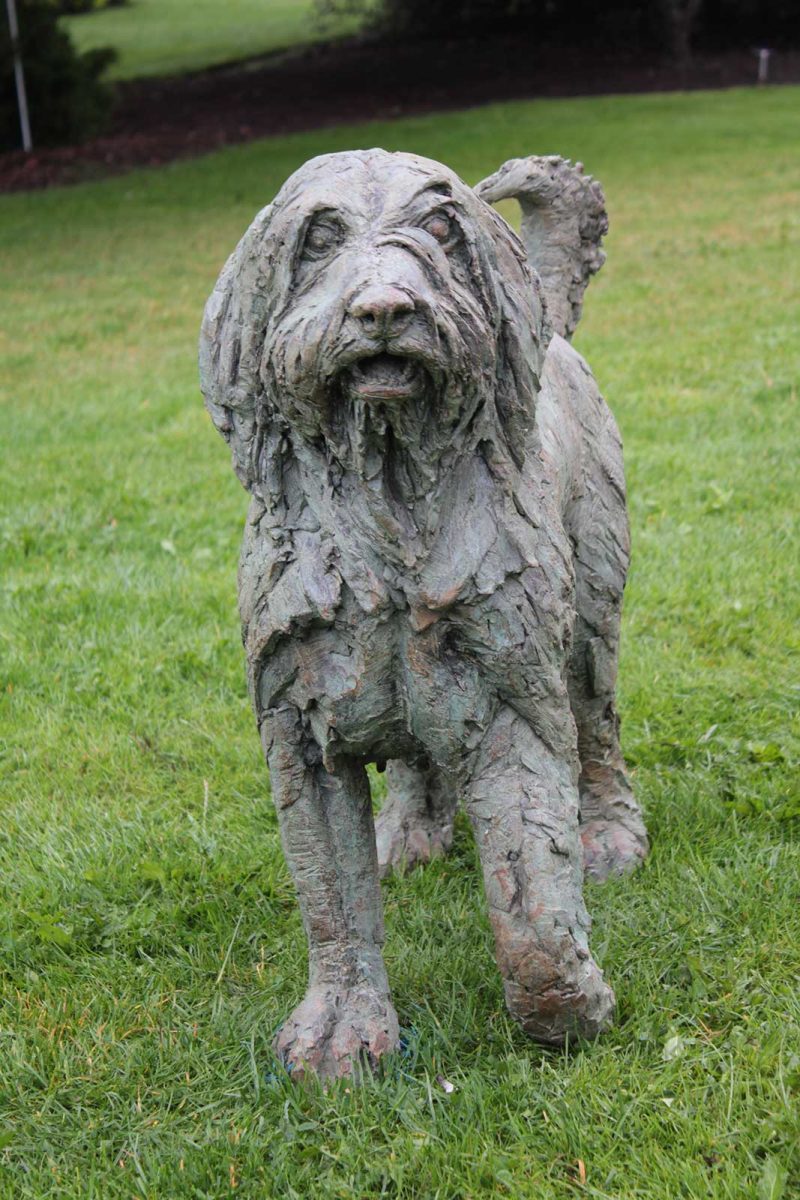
[1, 86, 799, 1197]
[62, 0, 363, 81]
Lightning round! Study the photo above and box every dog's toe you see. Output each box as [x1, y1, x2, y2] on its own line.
[274, 985, 400, 1082]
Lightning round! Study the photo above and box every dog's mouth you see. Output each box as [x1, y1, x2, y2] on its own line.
[343, 353, 428, 403]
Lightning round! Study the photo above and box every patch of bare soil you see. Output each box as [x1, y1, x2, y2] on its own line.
[2, 35, 798, 192]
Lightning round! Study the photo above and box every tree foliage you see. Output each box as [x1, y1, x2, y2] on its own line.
[317, 0, 798, 54]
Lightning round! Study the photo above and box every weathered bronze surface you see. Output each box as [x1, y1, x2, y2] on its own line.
[200, 150, 648, 1080]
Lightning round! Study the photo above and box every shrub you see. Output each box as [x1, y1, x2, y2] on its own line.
[1, 0, 116, 150]
[317, 0, 525, 37]
[48, 0, 127, 14]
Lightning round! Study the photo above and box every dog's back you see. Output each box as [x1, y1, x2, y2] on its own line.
[477, 153, 622, 526]
[477, 156, 645, 882]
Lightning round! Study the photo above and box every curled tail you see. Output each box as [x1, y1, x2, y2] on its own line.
[475, 155, 608, 341]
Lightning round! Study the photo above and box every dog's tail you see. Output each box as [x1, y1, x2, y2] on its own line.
[475, 156, 608, 341]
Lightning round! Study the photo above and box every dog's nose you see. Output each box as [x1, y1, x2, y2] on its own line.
[349, 286, 415, 337]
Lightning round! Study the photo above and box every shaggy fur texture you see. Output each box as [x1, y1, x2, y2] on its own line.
[200, 150, 648, 1080]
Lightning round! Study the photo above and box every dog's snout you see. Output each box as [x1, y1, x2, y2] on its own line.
[349, 286, 415, 337]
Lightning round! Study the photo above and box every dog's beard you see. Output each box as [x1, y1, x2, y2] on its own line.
[332, 343, 496, 501]
[353, 394, 437, 502]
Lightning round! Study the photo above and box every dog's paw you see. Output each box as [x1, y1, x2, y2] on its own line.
[581, 817, 649, 883]
[507, 959, 616, 1045]
[273, 984, 400, 1082]
[375, 805, 454, 879]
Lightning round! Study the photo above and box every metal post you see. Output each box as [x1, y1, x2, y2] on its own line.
[757, 47, 771, 85]
[5, 0, 33, 152]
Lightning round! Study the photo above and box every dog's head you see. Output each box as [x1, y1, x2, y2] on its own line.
[200, 149, 548, 494]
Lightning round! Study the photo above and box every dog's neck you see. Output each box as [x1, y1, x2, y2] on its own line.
[286, 437, 453, 573]
[265, 419, 557, 635]
[277, 396, 542, 591]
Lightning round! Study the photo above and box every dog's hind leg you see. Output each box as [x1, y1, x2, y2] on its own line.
[375, 760, 457, 878]
[568, 500, 649, 882]
[570, 615, 649, 883]
[264, 705, 400, 1080]
[466, 705, 615, 1044]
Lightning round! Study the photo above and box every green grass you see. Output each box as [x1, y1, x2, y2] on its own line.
[1, 86, 799, 1198]
[62, 0, 363, 81]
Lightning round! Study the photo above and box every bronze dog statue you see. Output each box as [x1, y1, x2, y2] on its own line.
[200, 149, 648, 1080]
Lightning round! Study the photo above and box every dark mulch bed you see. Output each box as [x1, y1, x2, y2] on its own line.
[2, 34, 798, 192]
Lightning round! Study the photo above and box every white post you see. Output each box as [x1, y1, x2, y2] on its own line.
[5, 0, 33, 152]
[757, 47, 771, 85]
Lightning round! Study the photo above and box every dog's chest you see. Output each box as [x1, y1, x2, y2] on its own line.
[243, 449, 572, 760]
[275, 606, 493, 766]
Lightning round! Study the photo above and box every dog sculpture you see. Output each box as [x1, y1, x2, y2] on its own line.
[200, 149, 649, 1080]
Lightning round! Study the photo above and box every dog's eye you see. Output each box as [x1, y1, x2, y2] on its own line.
[302, 217, 343, 260]
[419, 210, 459, 251]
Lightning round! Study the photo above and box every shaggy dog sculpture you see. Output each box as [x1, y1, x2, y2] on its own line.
[200, 149, 649, 1080]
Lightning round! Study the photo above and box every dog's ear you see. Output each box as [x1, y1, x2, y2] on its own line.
[199, 203, 278, 494]
[480, 203, 550, 465]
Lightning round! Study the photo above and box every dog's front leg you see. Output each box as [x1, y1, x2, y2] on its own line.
[264, 706, 400, 1081]
[467, 705, 615, 1045]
